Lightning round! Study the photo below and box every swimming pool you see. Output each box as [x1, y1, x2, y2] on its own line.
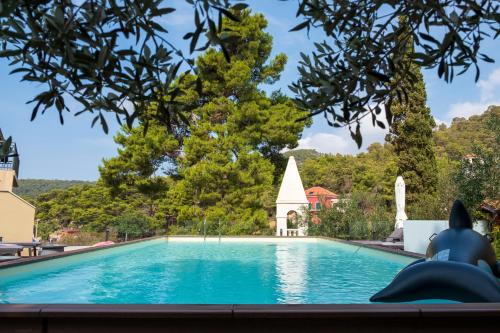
[0, 237, 414, 304]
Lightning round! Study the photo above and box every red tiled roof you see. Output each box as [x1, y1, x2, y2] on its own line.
[305, 186, 337, 198]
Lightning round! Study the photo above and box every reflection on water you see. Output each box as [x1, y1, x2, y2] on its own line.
[275, 244, 307, 303]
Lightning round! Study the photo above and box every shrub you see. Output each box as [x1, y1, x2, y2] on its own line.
[59, 231, 111, 246]
[308, 191, 393, 240]
[493, 225, 500, 259]
[111, 212, 154, 241]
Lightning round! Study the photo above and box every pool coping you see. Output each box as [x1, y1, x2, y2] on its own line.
[1, 303, 499, 318]
[0, 304, 499, 333]
[327, 237, 424, 259]
[0, 235, 422, 270]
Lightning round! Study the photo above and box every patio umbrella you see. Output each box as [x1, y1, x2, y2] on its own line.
[394, 176, 408, 229]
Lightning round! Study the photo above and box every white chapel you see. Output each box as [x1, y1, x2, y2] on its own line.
[276, 156, 309, 236]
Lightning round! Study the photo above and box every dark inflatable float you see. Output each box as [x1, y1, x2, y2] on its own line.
[371, 200, 500, 303]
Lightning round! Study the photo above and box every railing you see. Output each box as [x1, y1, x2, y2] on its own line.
[0, 161, 13, 169]
[0, 142, 19, 176]
[0, 159, 19, 177]
[287, 229, 299, 236]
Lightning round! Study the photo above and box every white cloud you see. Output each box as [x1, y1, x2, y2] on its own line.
[478, 68, 500, 102]
[296, 115, 389, 155]
[447, 67, 500, 119]
[156, 0, 192, 27]
[296, 132, 350, 154]
[447, 101, 499, 119]
[434, 117, 449, 127]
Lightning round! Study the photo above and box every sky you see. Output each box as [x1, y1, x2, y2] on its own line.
[1, 1, 499, 180]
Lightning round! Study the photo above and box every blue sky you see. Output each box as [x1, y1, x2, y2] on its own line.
[1, 1, 499, 180]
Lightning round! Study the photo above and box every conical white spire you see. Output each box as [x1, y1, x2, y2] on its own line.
[276, 156, 308, 204]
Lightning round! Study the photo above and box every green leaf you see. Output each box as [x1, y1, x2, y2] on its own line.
[98, 46, 109, 68]
[231, 3, 248, 11]
[418, 33, 440, 45]
[289, 20, 310, 32]
[116, 49, 137, 56]
[480, 54, 495, 63]
[155, 7, 176, 16]
[0, 49, 22, 58]
[214, 7, 240, 22]
[99, 113, 109, 134]
[350, 123, 362, 148]
[367, 70, 390, 82]
[376, 120, 385, 129]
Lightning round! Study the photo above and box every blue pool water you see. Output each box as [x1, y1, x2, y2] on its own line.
[0, 238, 414, 304]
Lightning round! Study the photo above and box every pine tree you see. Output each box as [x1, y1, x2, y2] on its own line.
[169, 11, 308, 233]
[385, 23, 437, 205]
[100, 10, 309, 234]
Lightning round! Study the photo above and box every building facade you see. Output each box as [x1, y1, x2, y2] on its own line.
[305, 186, 338, 224]
[0, 130, 35, 243]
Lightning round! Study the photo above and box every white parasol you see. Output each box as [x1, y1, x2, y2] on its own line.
[395, 176, 408, 229]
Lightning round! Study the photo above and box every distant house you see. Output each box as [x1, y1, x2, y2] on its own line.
[305, 186, 338, 223]
[0, 129, 35, 243]
[305, 186, 339, 211]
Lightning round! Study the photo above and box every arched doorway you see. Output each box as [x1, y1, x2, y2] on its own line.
[286, 210, 300, 237]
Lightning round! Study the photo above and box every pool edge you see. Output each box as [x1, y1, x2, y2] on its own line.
[0, 235, 422, 271]
[0, 303, 498, 332]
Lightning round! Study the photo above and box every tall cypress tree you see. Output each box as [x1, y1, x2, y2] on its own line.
[385, 23, 437, 205]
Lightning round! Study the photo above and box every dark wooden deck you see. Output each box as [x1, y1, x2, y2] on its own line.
[1, 303, 499, 333]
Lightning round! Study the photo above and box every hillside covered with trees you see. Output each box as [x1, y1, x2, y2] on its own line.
[14, 179, 94, 201]
[300, 106, 498, 216]
[31, 106, 499, 242]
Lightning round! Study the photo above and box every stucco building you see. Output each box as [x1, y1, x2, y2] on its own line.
[304, 186, 338, 224]
[0, 130, 35, 243]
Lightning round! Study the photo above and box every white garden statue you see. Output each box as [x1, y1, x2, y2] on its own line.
[394, 176, 408, 230]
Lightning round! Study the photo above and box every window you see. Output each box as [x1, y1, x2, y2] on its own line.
[315, 202, 322, 210]
[308, 203, 312, 210]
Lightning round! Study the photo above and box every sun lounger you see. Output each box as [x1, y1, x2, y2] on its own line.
[0, 255, 20, 262]
[385, 228, 404, 242]
[0, 244, 23, 256]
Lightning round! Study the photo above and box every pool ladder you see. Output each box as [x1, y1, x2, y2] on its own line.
[203, 218, 207, 241]
[202, 219, 222, 242]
